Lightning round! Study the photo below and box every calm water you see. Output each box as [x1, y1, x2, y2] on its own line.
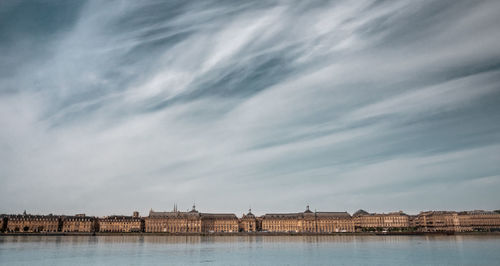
[1, 235, 499, 265]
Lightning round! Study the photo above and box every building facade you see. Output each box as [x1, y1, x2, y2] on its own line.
[261, 206, 355, 233]
[145, 205, 202, 233]
[353, 210, 410, 231]
[414, 211, 461, 232]
[239, 210, 257, 232]
[145, 205, 239, 233]
[262, 213, 300, 232]
[0, 215, 6, 232]
[61, 215, 97, 232]
[315, 212, 354, 233]
[201, 213, 239, 233]
[98, 214, 143, 232]
[457, 210, 500, 232]
[2, 208, 500, 234]
[6, 214, 60, 232]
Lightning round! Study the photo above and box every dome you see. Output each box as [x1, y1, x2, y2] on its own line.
[245, 209, 255, 218]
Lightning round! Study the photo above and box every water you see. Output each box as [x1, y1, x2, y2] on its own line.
[1, 235, 499, 265]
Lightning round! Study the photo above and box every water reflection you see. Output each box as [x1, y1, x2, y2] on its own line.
[1, 235, 499, 266]
[1, 234, 499, 245]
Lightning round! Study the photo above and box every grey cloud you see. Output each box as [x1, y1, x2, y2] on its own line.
[1, 0, 500, 216]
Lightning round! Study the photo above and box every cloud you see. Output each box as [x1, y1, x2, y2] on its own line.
[1, 0, 500, 216]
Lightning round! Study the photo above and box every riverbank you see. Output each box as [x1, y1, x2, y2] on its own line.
[2, 231, 499, 237]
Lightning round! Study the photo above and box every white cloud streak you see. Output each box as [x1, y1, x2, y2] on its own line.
[1, 0, 500, 216]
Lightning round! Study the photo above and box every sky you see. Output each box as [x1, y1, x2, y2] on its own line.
[0, 0, 500, 217]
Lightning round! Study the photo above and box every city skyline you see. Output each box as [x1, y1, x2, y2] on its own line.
[4, 204, 500, 218]
[3, 206, 500, 234]
[1, 0, 500, 216]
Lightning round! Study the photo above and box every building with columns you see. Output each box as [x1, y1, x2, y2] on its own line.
[98, 213, 143, 232]
[239, 209, 257, 232]
[2, 207, 500, 234]
[413, 211, 461, 232]
[145, 205, 239, 233]
[353, 210, 410, 231]
[145, 205, 202, 233]
[261, 206, 355, 233]
[457, 210, 500, 231]
[6, 213, 61, 233]
[61, 214, 97, 233]
[315, 212, 354, 233]
[201, 213, 239, 233]
[0, 215, 6, 232]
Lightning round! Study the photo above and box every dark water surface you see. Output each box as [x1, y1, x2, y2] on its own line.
[0, 235, 499, 265]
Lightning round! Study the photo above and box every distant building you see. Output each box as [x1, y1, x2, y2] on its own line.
[145, 205, 239, 233]
[256, 217, 263, 231]
[145, 205, 202, 233]
[315, 212, 354, 233]
[261, 206, 354, 233]
[2, 207, 500, 234]
[61, 215, 97, 232]
[409, 215, 418, 228]
[239, 209, 257, 232]
[0, 215, 6, 232]
[98, 213, 143, 232]
[457, 210, 500, 232]
[414, 211, 460, 232]
[6, 214, 61, 233]
[353, 210, 410, 231]
[262, 213, 298, 232]
[201, 213, 239, 233]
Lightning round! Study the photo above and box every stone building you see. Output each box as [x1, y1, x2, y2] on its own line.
[414, 211, 460, 232]
[262, 213, 300, 232]
[408, 215, 418, 228]
[256, 217, 263, 232]
[353, 210, 410, 231]
[457, 210, 500, 232]
[201, 213, 239, 233]
[98, 213, 143, 232]
[145, 205, 239, 233]
[145, 205, 202, 233]
[261, 206, 354, 233]
[0, 215, 6, 232]
[301, 207, 317, 232]
[315, 212, 354, 233]
[6, 213, 61, 232]
[61, 214, 97, 232]
[239, 209, 257, 232]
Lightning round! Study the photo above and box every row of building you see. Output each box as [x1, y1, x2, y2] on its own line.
[2, 206, 500, 234]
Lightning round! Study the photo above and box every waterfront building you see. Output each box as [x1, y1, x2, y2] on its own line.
[457, 210, 500, 232]
[353, 210, 410, 231]
[262, 213, 300, 232]
[256, 217, 263, 231]
[0, 215, 6, 232]
[201, 213, 239, 233]
[61, 214, 97, 232]
[414, 211, 460, 232]
[98, 213, 143, 232]
[261, 206, 354, 233]
[145, 205, 239, 233]
[239, 209, 257, 232]
[409, 215, 418, 228]
[6, 213, 60, 233]
[2, 207, 500, 234]
[315, 212, 354, 233]
[145, 205, 202, 233]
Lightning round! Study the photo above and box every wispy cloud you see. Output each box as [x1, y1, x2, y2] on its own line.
[1, 0, 499, 216]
